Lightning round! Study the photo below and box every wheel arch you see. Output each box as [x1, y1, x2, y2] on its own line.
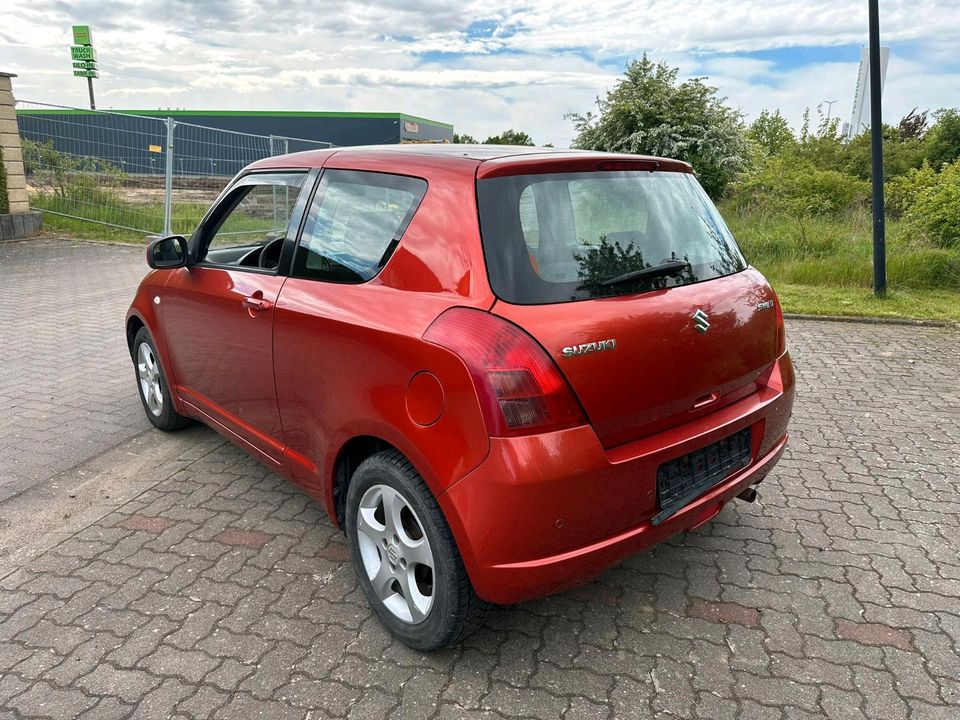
[331, 435, 396, 529]
[126, 314, 146, 358]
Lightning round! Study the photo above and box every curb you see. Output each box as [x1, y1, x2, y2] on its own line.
[784, 313, 957, 328]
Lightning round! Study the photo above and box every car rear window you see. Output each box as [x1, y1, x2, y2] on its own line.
[477, 170, 747, 304]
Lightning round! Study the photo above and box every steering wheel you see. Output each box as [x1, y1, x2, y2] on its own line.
[258, 236, 284, 270]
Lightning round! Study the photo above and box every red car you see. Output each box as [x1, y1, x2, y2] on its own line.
[127, 145, 794, 649]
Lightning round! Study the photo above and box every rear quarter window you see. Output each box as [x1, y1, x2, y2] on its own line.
[293, 169, 427, 283]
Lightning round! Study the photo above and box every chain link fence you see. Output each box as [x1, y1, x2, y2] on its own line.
[16, 101, 334, 237]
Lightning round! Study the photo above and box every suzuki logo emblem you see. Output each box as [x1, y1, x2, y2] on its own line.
[692, 309, 711, 334]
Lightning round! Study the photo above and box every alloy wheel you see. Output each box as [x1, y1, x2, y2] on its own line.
[355, 484, 435, 624]
[137, 342, 163, 417]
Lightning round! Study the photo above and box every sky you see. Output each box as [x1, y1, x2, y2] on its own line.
[2, 1, 959, 147]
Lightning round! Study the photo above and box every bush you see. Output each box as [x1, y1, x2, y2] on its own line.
[926, 108, 960, 171]
[886, 163, 937, 218]
[902, 160, 960, 248]
[0, 145, 8, 214]
[843, 125, 927, 181]
[727, 156, 869, 217]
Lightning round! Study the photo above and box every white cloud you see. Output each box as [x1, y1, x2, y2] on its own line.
[3, 0, 959, 146]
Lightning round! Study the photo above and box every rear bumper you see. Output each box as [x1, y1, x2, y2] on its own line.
[438, 352, 794, 605]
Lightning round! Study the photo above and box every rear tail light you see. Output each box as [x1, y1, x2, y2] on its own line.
[424, 308, 587, 437]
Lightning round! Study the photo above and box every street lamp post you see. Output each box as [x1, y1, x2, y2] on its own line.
[868, 0, 887, 296]
[822, 99, 838, 124]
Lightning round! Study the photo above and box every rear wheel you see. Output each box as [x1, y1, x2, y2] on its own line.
[132, 327, 189, 432]
[345, 449, 488, 650]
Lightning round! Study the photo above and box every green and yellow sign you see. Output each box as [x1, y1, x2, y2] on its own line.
[72, 25, 92, 45]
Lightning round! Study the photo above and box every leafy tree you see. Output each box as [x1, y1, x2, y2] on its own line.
[925, 108, 960, 170]
[568, 55, 749, 198]
[897, 108, 928, 142]
[483, 129, 534, 146]
[749, 109, 795, 157]
[453, 132, 477, 144]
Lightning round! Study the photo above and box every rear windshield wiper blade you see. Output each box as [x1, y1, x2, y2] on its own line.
[599, 259, 690, 287]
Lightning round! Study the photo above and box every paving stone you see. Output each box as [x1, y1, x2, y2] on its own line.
[6, 679, 97, 718]
[119, 515, 178, 534]
[139, 643, 221, 683]
[77, 662, 162, 703]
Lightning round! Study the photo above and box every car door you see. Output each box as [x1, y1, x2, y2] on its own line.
[272, 169, 428, 492]
[161, 170, 311, 463]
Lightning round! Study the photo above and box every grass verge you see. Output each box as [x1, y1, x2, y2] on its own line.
[776, 284, 960, 322]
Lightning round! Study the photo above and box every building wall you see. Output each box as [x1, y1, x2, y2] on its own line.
[16, 109, 454, 178]
[1, 73, 30, 214]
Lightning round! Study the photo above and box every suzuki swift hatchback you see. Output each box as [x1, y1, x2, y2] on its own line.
[127, 145, 794, 649]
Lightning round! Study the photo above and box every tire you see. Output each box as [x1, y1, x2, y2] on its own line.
[345, 449, 488, 650]
[132, 327, 190, 432]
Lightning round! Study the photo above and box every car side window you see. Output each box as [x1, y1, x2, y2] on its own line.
[292, 170, 427, 283]
[201, 172, 306, 261]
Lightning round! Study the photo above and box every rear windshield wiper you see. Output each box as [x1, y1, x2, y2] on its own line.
[599, 259, 690, 287]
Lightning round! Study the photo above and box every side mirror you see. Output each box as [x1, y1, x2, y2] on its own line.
[147, 235, 189, 269]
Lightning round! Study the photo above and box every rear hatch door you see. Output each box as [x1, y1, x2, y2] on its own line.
[476, 160, 780, 448]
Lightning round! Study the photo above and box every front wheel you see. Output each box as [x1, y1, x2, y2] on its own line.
[345, 450, 488, 650]
[132, 327, 189, 432]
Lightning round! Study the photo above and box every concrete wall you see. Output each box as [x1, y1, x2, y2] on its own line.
[0, 72, 30, 215]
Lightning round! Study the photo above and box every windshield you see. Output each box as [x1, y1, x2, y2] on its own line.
[477, 170, 747, 304]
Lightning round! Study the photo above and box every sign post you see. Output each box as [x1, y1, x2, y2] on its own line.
[70, 25, 97, 110]
[868, 0, 886, 296]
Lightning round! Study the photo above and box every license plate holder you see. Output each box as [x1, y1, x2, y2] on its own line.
[651, 427, 752, 526]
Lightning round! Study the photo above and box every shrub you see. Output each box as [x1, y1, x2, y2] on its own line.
[925, 108, 960, 171]
[886, 163, 938, 218]
[902, 160, 960, 249]
[727, 156, 869, 217]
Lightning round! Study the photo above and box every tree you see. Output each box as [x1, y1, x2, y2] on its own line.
[749, 109, 795, 157]
[568, 55, 749, 197]
[453, 132, 477, 144]
[897, 108, 928, 142]
[484, 129, 534, 146]
[925, 108, 960, 170]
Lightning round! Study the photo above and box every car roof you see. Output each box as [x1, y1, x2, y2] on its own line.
[247, 144, 694, 176]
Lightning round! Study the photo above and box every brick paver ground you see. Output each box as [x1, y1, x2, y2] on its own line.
[1, 238, 959, 719]
[0, 239, 151, 504]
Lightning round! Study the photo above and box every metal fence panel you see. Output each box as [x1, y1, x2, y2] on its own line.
[16, 100, 334, 237]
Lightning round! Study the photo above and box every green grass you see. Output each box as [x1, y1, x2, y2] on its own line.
[722, 204, 960, 320]
[776, 284, 960, 322]
[722, 205, 960, 292]
[34, 194, 224, 243]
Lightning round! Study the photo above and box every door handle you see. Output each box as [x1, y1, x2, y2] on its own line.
[242, 294, 272, 312]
